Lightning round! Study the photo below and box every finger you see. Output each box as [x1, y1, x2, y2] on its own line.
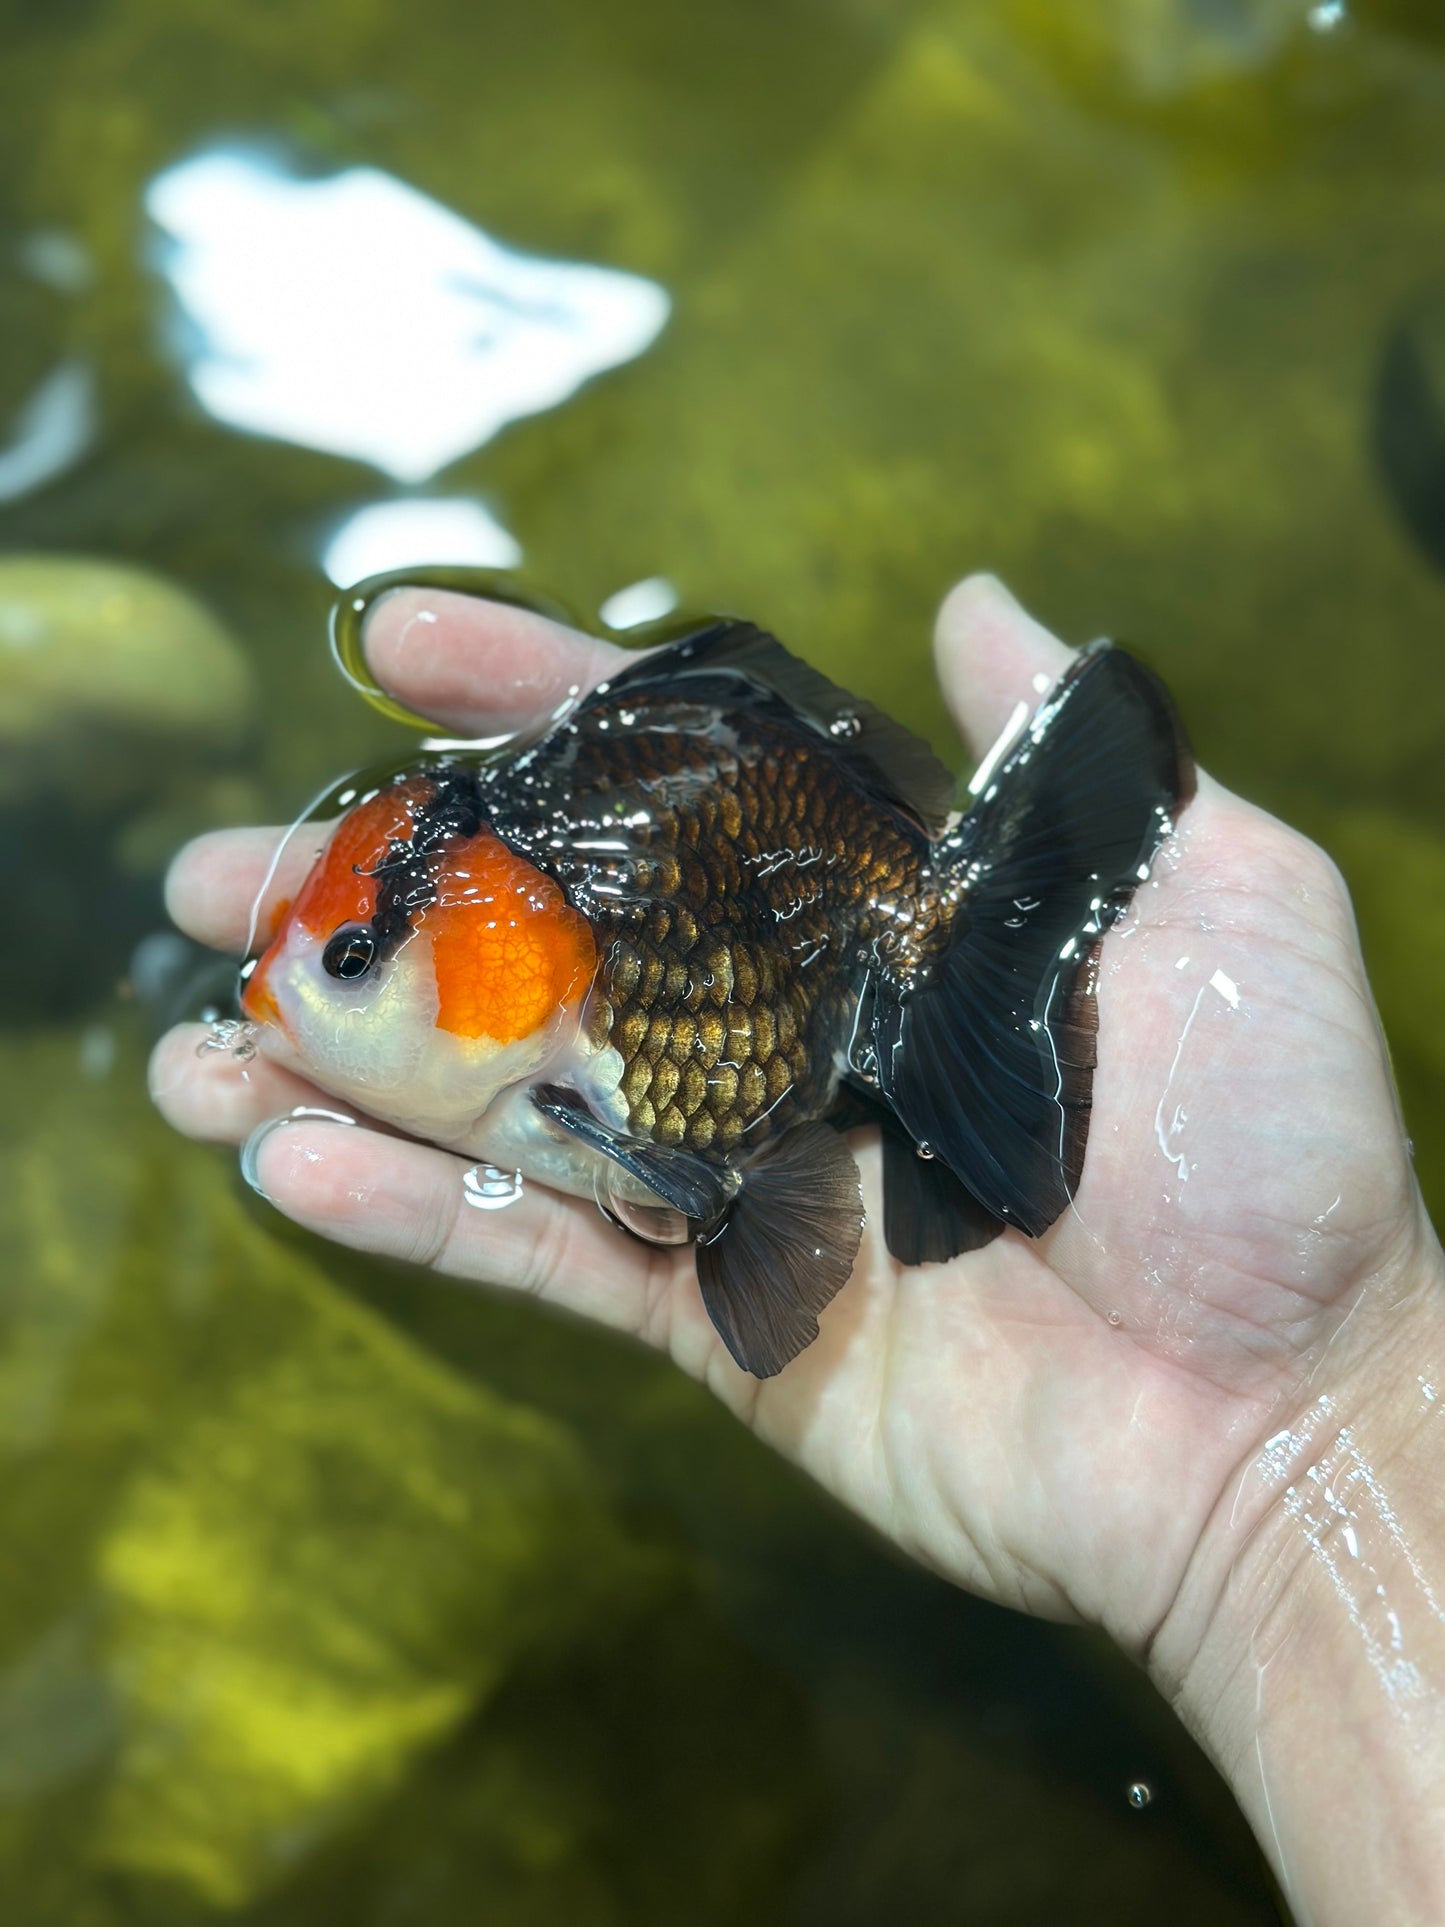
[363, 588, 632, 738]
[164, 825, 331, 955]
[933, 574, 1075, 765]
[148, 1023, 345, 1143]
[241, 1115, 727, 1362]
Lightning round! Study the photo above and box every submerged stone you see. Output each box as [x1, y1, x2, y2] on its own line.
[0, 556, 258, 1019]
[0, 553, 253, 812]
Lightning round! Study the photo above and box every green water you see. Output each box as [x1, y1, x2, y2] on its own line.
[4, 0, 1445, 1919]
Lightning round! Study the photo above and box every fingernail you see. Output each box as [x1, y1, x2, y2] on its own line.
[390, 600, 440, 665]
[240, 1106, 355, 1200]
[359, 585, 431, 662]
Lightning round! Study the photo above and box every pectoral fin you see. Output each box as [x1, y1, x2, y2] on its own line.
[530, 1085, 730, 1222]
[696, 1124, 865, 1379]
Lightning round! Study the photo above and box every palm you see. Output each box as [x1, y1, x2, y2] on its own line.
[726, 768, 1410, 1652]
[152, 577, 1416, 1653]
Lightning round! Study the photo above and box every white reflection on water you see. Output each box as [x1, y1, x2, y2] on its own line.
[145, 152, 670, 482]
[0, 361, 94, 503]
[322, 497, 522, 586]
[599, 575, 677, 630]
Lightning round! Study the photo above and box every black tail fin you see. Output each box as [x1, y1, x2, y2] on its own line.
[872, 643, 1194, 1238]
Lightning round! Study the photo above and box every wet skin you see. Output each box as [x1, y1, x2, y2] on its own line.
[151, 575, 1445, 1922]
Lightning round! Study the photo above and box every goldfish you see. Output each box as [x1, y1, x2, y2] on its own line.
[243, 616, 1193, 1377]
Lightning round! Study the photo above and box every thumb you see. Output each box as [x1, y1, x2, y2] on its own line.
[933, 575, 1076, 767]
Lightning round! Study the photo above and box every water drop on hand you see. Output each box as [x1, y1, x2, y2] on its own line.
[462, 1164, 524, 1210]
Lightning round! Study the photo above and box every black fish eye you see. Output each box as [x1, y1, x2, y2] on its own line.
[322, 925, 378, 981]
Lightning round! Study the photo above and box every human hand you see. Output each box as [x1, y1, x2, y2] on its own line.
[151, 576, 1445, 1920]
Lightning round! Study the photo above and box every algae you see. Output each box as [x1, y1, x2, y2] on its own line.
[0, 1024, 683, 1903]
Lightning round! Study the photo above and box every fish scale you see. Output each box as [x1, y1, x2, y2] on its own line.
[485, 683, 947, 1157]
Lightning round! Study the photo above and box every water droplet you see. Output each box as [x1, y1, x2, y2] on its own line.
[196, 1017, 260, 1062]
[916, 1141, 936, 1160]
[462, 1164, 524, 1210]
[599, 576, 677, 630]
[1208, 968, 1240, 1009]
[830, 711, 862, 739]
[1126, 1781, 1153, 1810]
[1107, 1309, 1123, 1328]
[597, 1174, 690, 1245]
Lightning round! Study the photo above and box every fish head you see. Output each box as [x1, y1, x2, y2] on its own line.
[242, 773, 597, 1142]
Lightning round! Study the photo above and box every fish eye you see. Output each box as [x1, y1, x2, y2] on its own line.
[322, 924, 378, 981]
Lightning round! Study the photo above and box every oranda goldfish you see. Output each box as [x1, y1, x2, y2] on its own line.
[243, 617, 1194, 1376]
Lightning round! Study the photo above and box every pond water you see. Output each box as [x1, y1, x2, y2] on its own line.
[4, 1, 1444, 1920]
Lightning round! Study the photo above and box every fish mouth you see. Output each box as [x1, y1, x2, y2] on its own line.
[239, 950, 292, 1041]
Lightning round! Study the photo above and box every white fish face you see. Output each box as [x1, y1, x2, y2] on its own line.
[242, 778, 600, 1151]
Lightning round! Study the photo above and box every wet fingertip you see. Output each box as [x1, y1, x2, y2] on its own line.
[933, 573, 1075, 711]
[933, 573, 1019, 651]
[162, 831, 218, 928]
[146, 1024, 196, 1107]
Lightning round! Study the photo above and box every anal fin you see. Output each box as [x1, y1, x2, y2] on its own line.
[696, 1124, 864, 1379]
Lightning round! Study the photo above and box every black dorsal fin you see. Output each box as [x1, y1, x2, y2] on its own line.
[694, 1122, 864, 1378]
[596, 619, 956, 837]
